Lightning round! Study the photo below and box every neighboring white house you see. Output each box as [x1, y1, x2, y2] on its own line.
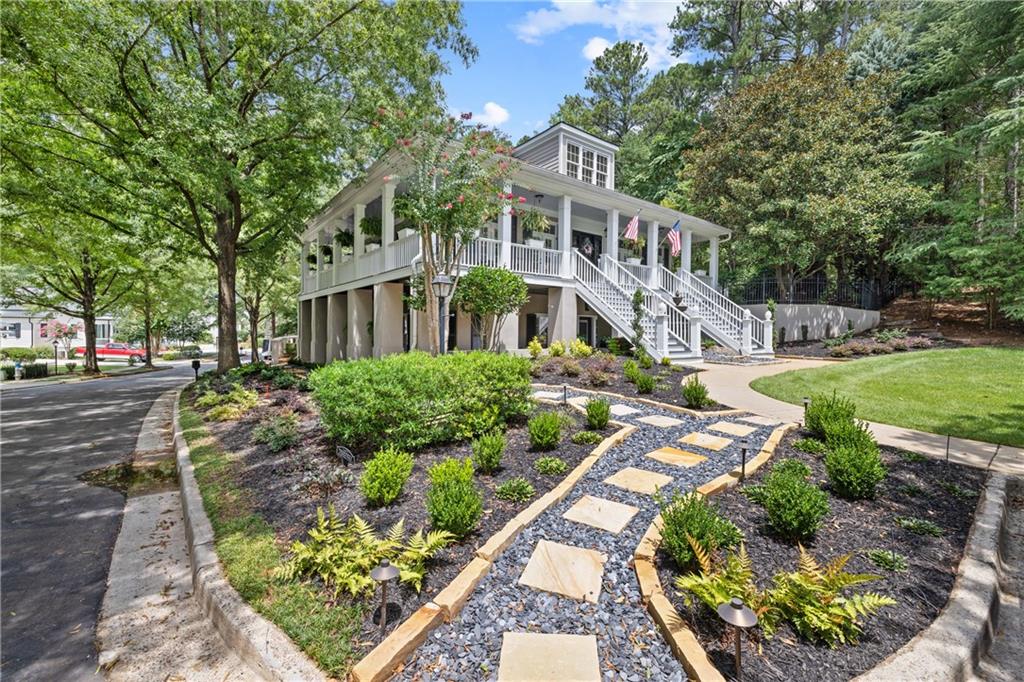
[0, 305, 116, 356]
[297, 122, 773, 363]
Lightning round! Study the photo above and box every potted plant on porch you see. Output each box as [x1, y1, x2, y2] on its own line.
[360, 215, 383, 251]
[519, 207, 550, 249]
[625, 235, 645, 265]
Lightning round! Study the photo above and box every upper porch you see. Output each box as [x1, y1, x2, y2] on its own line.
[299, 162, 730, 299]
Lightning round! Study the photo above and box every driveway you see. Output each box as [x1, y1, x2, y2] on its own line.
[0, 364, 201, 681]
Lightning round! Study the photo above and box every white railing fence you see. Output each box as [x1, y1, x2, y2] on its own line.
[510, 242, 562, 277]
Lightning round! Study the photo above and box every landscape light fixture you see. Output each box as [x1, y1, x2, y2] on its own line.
[717, 597, 757, 681]
[802, 396, 810, 424]
[191, 359, 201, 380]
[370, 559, 400, 641]
[739, 439, 750, 482]
[431, 274, 454, 355]
[672, 291, 687, 312]
[52, 339, 59, 375]
[563, 384, 568, 404]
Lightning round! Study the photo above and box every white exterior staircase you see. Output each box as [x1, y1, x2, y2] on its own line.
[572, 251, 702, 362]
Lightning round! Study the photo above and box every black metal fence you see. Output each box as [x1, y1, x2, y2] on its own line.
[731, 275, 913, 310]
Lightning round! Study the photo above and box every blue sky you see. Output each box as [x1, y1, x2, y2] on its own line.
[440, 1, 688, 141]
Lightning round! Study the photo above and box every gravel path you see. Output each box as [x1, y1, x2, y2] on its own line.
[396, 389, 782, 681]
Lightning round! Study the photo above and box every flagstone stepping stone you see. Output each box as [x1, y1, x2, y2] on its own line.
[645, 446, 707, 468]
[497, 632, 600, 681]
[708, 420, 757, 437]
[739, 414, 781, 426]
[563, 494, 640, 534]
[678, 432, 733, 451]
[567, 395, 590, 408]
[609, 403, 640, 416]
[603, 466, 674, 495]
[518, 539, 607, 603]
[636, 414, 684, 428]
[532, 390, 562, 400]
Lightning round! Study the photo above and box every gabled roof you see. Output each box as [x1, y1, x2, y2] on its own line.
[513, 121, 619, 157]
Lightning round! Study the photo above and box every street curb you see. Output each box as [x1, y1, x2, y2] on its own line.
[349, 419, 635, 682]
[171, 390, 326, 682]
[853, 472, 1009, 682]
[632, 422, 797, 682]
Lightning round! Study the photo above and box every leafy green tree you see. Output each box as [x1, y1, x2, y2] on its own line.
[238, 247, 299, 363]
[682, 53, 928, 297]
[451, 266, 527, 351]
[2, 0, 474, 371]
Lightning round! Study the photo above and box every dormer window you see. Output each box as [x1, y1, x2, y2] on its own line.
[564, 140, 610, 188]
[566, 142, 580, 178]
[512, 123, 617, 189]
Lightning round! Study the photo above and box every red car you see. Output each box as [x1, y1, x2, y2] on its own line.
[73, 342, 146, 363]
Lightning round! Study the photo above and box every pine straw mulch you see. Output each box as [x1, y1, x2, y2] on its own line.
[655, 429, 987, 682]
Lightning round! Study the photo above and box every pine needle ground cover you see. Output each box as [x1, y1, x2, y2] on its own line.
[657, 429, 985, 681]
[751, 348, 1024, 447]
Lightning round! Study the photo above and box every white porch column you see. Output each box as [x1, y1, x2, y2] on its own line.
[547, 286, 577, 345]
[500, 181, 512, 267]
[372, 282, 404, 358]
[346, 288, 372, 359]
[298, 299, 312, 361]
[709, 236, 720, 287]
[558, 195, 572, 277]
[496, 312, 519, 352]
[413, 308, 432, 351]
[382, 181, 396, 251]
[655, 301, 668, 360]
[647, 220, 660, 286]
[353, 204, 366, 257]
[680, 229, 692, 274]
[326, 292, 346, 361]
[606, 208, 619, 267]
[311, 296, 328, 364]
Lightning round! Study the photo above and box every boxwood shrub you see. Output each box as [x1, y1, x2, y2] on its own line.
[309, 351, 531, 451]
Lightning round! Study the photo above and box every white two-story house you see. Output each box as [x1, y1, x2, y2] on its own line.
[297, 122, 772, 363]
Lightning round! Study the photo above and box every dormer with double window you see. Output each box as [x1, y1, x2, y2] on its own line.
[512, 122, 617, 190]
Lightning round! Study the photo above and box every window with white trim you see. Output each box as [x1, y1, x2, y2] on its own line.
[596, 154, 609, 187]
[566, 142, 580, 179]
[581, 149, 594, 184]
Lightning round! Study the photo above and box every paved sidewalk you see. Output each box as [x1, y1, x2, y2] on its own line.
[698, 359, 1024, 475]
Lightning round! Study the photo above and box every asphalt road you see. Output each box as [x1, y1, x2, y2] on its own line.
[0, 363, 202, 681]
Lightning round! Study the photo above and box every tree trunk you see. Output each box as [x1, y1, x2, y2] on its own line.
[82, 310, 99, 374]
[143, 294, 154, 368]
[215, 237, 241, 371]
[422, 232, 440, 355]
[248, 293, 261, 365]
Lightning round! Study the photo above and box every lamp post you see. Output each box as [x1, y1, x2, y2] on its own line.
[370, 559, 400, 641]
[717, 597, 757, 680]
[52, 339, 59, 375]
[431, 274, 454, 355]
[191, 359, 201, 381]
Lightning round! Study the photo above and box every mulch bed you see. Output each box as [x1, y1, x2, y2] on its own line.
[197, 372, 611, 649]
[777, 333, 958, 359]
[656, 430, 987, 682]
[530, 353, 728, 410]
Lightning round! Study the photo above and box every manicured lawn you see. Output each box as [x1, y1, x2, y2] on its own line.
[751, 348, 1024, 447]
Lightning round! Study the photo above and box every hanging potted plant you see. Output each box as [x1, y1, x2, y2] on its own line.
[519, 207, 550, 249]
[334, 230, 354, 259]
[319, 244, 333, 265]
[625, 235, 645, 265]
[360, 215, 383, 251]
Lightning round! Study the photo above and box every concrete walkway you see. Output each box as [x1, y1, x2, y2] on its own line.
[697, 358, 1024, 476]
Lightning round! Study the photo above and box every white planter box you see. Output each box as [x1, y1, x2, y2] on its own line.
[695, 269, 706, 276]
[365, 243, 380, 252]
[526, 238, 546, 249]
[398, 228, 416, 239]
[626, 257, 641, 265]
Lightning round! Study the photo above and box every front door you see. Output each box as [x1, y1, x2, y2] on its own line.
[572, 231, 602, 265]
[577, 317, 595, 346]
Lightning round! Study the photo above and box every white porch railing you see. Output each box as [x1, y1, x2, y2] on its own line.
[463, 237, 502, 268]
[603, 257, 691, 350]
[510, 242, 562, 277]
[619, 261, 651, 284]
[386, 233, 421, 271]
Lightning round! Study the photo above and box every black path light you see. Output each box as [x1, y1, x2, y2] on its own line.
[717, 597, 758, 680]
[371, 559, 400, 641]
[802, 396, 811, 425]
[52, 339, 59, 375]
[431, 274, 454, 355]
[191, 359, 202, 381]
[739, 438, 750, 483]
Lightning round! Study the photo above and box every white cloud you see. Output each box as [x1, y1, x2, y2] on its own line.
[582, 36, 612, 61]
[512, 1, 688, 71]
[474, 101, 510, 126]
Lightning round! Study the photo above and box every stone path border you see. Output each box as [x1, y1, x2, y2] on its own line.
[854, 473, 1011, 682]
[171, 391, 326, 682]
[632, 421, 796, 682]
[531, 381, 745, 419]
[350, 419, 636, 682]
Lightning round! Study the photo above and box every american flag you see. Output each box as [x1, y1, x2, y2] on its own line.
[667, 219, 682, 256]
[624, 213, 640, 240]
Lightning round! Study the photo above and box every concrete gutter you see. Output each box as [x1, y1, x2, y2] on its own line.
[172, 390, 326, 682]
[855, 473, 1010, 682]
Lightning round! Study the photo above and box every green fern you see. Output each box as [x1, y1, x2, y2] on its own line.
[273, 505, 454, 597]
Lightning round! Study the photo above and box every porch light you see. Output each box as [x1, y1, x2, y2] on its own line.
[371, 559, 400, 641]
[717, 597, 757, 681]
[431, 274, 454, 355]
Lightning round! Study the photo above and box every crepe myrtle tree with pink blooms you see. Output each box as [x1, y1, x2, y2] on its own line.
[387, 110, 528, 354]
[44, 320, 81, 359]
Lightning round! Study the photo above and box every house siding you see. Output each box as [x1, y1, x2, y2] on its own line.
[514, 135, 560, 173]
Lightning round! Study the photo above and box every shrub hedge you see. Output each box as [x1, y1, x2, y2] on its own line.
[309, 351, 531, 451]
